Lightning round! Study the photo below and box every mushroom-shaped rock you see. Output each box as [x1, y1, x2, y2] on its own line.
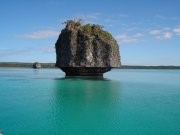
[55, 20, 121, 76]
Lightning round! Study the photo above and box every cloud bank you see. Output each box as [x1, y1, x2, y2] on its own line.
[148, 27, 180, 40]
[116, 33, 143, 43]
[18, 29, 59, 39]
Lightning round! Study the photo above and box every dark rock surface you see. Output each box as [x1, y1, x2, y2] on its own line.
[55, 20, 121, 76]
[33, 62, 41, 69]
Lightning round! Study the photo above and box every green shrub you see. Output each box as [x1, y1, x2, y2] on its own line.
[64, 19, 113, 40]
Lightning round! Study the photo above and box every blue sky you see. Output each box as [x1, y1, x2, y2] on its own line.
[0, 0, 180, 65]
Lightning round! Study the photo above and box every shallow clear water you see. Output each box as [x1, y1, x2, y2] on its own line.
[0, 68, 180, 135]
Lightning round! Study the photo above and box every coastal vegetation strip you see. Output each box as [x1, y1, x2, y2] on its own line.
[0, 62, 180, 69]
[0, 62, 55, 68]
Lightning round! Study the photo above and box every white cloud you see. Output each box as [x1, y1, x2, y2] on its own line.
[18, 29, 59, 39]
[133, 33, 143, 37]
[155, 15, 166, 20]
[86, 13, 102, 19]
[105, 13, 128, 22]
[174, 27, 180, 33]
[76, 13, 102, 20]
[149, 29, 161, 35]
[173, 27, 180, 35]
[116, 33, 143, 43]
[117, 14, 129, 18]
[149, 28, 174, 40]
[73, 13, 102, 24]
[0, 48, 33, 57]
[155, 15, 179, 21]
[154, 32, 173, 40]
[0, 44, 55, 57]
[41, 45, 55, 53]
[162, 27, 171, 31]
[163, 32, 173, 39]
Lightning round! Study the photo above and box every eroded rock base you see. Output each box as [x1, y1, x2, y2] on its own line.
[60, 67, 111, 76]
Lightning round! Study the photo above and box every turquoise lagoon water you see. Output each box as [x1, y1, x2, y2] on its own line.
[0, 68, 180, 135]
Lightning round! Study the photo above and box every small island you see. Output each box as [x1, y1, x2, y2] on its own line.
[33, 62, 41, 69]
[55, 20, 121, 76]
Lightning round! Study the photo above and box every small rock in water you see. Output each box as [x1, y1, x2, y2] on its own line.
[0, 130, 3, 135]
[33, 62, 41, 69]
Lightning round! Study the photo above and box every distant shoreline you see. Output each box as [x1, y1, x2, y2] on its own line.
[0, 62, 180, 69]
[0, 62, 55, 68]
[120, 65, 180, 69]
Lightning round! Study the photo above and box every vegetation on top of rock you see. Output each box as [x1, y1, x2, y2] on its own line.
[64, 19, 113, 40]
[81, 24, 113, 40]
[64, 19, 81, 29]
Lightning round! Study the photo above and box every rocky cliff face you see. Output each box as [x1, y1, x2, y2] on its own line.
[55, 20, 121, 76]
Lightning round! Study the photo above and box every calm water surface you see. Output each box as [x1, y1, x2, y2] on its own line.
[0, 68, 180, 135]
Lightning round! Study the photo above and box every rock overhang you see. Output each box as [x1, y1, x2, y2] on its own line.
[55, 20, 121, 76]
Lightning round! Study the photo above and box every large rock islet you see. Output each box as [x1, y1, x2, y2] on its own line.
[55, 20, 121, 76]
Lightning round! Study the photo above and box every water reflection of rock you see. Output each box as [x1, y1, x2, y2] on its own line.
[54, 77, 121, 106]
[48, 78, 121, 134]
